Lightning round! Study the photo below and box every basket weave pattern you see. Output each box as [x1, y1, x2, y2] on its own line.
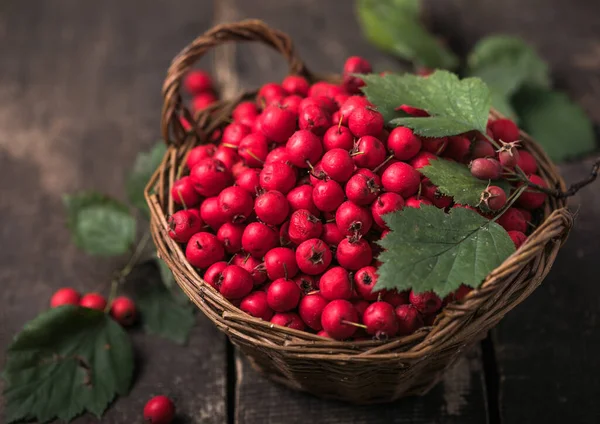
[146, 20, 573, 403]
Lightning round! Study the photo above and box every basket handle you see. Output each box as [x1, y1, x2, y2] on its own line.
[161, 19, 310, 146]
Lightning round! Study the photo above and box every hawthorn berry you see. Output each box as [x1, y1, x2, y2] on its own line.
[80, 293, 107, 311]
[288, 209, 323, 244]
[319, 267, 353, 301]
[109, 296, 136, 326]
[50, 287, 80, 308]
[354, 266, 381, 301]
[200, 197, 226, 230]
[470, 158, 502, 180]
[287, 185, 320, 216]
[168, 209, 204, 243]
[267, 278, 302, 312]
[236, 168, 261, 195]
[409, 291, 442, 315]
[232, 254, 267, 285]
[260, 104, 297, 143]
[238, 133, 269, 167]
[240, 291, 274, 321]
[295, 238, 333, 275]
[481, 186, 507, 211]
[190, 158, 232, 197]
[348, 106, 384, 138]
[363, 301, 399, 338]
[299, 293, 329, 331]
[259, 161, 297, 194]
[264, 247, 299, 280]
[219, 265, 254, 300]
[216, 222, 244, 254]
[395, 304, 424, 336]
[186, 144, 217, 169]
[270, 312, 305, 331]
[143, 395, 175, 424]
[222, 122, 251, 148]
[336, 201, 373, 237]
[320, 299, 359, 340]
[286, 130, 323, 168]
[171, 176, 201, 207]
[517, 175, 547, 210]
[282, 75, 310, 96]
[336, 238, 372, 271]
[352, 136, 386, 169]
[345, 172, 381, 205]
[241, 222, 278, 259]
[255, 190, 290, 225]
[312, 179, 345, 212]
[387, 127, 422, 160]
[323, 125, 355, 151]
[321, 148, 354, 182]
[218, 186, 253, 223]
[186, 232, 225, 269]
[371, 193, 405, 228]
[381, 162, 420, 197]
[184, 70, 212, 94]
[508, 230, 527, 249]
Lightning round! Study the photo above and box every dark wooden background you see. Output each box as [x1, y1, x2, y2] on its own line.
[1, 1, 599, 423]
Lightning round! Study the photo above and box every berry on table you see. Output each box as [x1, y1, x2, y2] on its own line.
[50, 287, 81, 308]
[80, 293, 107, 311]
[109, 296, 136, 326]
[143, 395, 175, 424]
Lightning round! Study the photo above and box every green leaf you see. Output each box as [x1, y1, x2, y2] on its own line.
[421, 158, 511, 208]
[157, 255, 175, 290]
[126, 142, 167, 216]
[3, 306, 133, 423]
[467, 36, 550, 89]
[361, 71, 491, 137]
[64, 192, 136, 256]
[514, 87, 597, 162]
[376, 205, 515, 297]
[135, 279, 195, 345]
[355, 0, 458, 69]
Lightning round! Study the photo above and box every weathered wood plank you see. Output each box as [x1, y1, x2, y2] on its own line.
[0, 1, 227, 423]
[493, 158, 600, 424]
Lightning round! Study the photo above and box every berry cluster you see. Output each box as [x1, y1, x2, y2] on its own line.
[50, 288, 136, 327]
[168, 58, 543, 341]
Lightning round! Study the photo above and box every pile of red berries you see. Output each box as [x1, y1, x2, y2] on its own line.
[168, 57, 543, 341]
[50, 288, 136, 326]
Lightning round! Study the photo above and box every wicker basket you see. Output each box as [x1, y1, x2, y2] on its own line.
[146, 20, 574, 403]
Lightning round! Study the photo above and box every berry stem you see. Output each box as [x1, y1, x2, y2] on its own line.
[372, 154, 395, 173]
[489, 185, 528, 225]
[105, 231, 152, 311]
[341, 320, 367, 329]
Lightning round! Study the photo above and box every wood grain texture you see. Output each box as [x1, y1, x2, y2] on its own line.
[0, 1, 226, 423]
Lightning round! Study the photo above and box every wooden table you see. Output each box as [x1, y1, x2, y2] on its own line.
[1, 1, 599, 423]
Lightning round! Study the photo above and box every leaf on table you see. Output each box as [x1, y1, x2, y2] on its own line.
[421, 158, 511, 208]
[64, 192, 136, 256]
[3, 306, 133, 423]
[135, 278, 196, 345]
[514, 87, 597, 162]
[375, 205, 515, 297]
[126, 142, 167, 216]
[355, 0, 458, 69]
[361, 71, 491, 137]
[467, 35, 550, 90]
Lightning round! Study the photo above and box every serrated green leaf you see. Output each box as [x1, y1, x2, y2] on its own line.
[376, 205, 515, 297]
[135, 278, 195, 344]
[64, 192, 136, 256]
[421, 158, 511, 207]
[514, 87, 597, 162]
[467, 36, 550, 89]
[361, 71, 491, 137]
[355, 0, 458, 69]
[3, 306, 133, 423]
[126, 142, 167, 216]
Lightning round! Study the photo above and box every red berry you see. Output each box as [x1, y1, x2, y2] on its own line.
[203, 261, 227, 290]
[288, 209, 323, 244]
[312, 180, 345, 212]
[235, 168, 261, 196]
[265, 146, 291, 165]
[186, 144, 217, 169]
[259, 162, 297, 194]
[300, 96, 336, 114]
[371, 192, 405, 228]
[286, 185, 319, 216]
[80, 293, 107, 310]
[482, 186, 507, 211]
[267, 278, 302, 312]
[282, 75, 310, 96]
[517, 175, 547, 210]
[336, 201, 372, 237]
[409, 291, 442, 315]
[517, 208, 532, 223]
[286, 130, 323, 168]
[308, 161, 327, 185]
[470, 158, 502, 180]
[395, 304, 424, 336]
[410, 151, 436, 170]
[192, 92, 217, 112]
[348, 107, 384, 138]
[270, 312, 305, 331]
[171, 176, 201, 207]
[260, 104, 297, 143]
[342, 56, 372, 93]
[50, 287, 80, 308]
[232, 101, 259, 123]
[354, 266, 381, 301]
[319, 267, 353, 301]
[109, 296, 136, 326]
[295, 238, 332, 275]
[321, 299, 358, 340]
[443, 136, 471, 163]
[387, 127, 422, 160]
[238, 133, 269, 167]
[219, 265, 253, 300]
[470, 139, 496, 159]
[516, 150, 538, 175]
[232, 254, 267, 285]
[222, 123, 251, 148]
[168, 209, 204, 243]
[323, 125, 355, 151]
[184, 70, 212, 94]
[282, 95, 303, 115]
[293, 273, 318, 295]
[186, 232, 225, 269]
[488, 118, 520, 143]
[241, 222, 278, 259]
[383, 290, 409, 307]
[381, 162, 420, 197]
[321, 222, 345, 246]
[498, 142, 520, 168]
[240, 291, 274, 321]
[353, 299, 370, 320]
[298, 104, 331, 135]
[363, 301, 398, 337]
[218, 186, 253, 223]
[508, 230, 527, 248]
[257, 83, 287, 105]
[299, 293, 329, 331]
[398, 105, 429, 117]
[190, 158, 232, 197]
[200, 197, 226, 230]
[405, 196, 432, 208]
[143, 395, 175, 424]
[255, 191, 289, 225]
[352, 136, 386, 169]
[345, 172, 381, 205]
[421, 137, 448, 155]
[421, 179, 453, 209]
[339, 96, 371, 125]
[264, 247, 299, 280]
[216, 223, 244, 254]
[497, 207, 527, 233]
[212, 147, 239, 171]
[321, 149, 354, 182]
[336, 238, 372, 271]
